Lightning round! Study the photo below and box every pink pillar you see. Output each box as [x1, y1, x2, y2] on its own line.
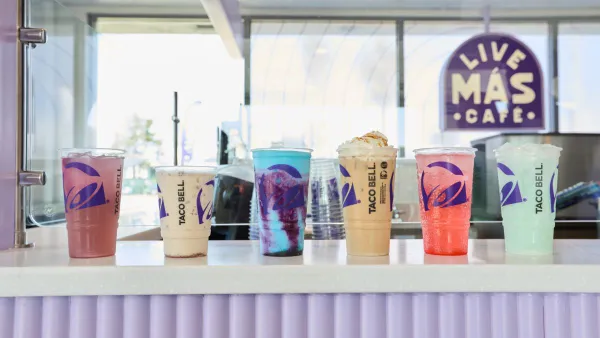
[0, 0, 18, 250]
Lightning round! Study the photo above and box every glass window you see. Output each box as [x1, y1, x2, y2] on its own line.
[28, 0, 97, 226]
[558, 22, 600, 133]
[28, 16, 244, 226]
[403, 21, 551, 154]
[250, 20, 398, 157]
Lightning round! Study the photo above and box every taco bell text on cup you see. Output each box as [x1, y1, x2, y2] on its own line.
[337, 131, 398, 256]
[494, 143, 562, 255]
[61, 148, 125, 258]
[155, 166, 216, 258]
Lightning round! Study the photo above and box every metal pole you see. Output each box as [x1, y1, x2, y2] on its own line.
[14, 0, 46, 248]
[172, 91, 179, 166]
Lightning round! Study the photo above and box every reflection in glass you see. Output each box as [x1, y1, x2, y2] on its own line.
[250, 20, 398, 157]
[558, 23, 600, 133]
[403, 21, 550, 154]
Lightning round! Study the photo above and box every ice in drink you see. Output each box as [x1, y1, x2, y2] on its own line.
[337, 131, 398, 256]
[252, 148, 312, 257]
[494, 143, 562, 255]
[155, 166, 216, 258]
[61, 148, 125, 258]
[415, 147, 476, 256]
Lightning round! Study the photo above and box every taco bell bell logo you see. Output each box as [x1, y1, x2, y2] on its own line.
[497, 163, 526, 207]
[339, 164, 360, 208]
[420, 161, 468, 211]
[63, 162, 108, 213]
[196, 180, 214, 224]
[257, 164, 306, 215]
[550, 165, 559, 213]
[157, 184, 169, 219]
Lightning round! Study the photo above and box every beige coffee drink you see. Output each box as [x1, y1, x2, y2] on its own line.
[155, 166, 216, 258]
[337, 132, 398, 256]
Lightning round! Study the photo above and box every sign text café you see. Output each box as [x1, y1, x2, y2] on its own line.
[442, 33, 544, 130]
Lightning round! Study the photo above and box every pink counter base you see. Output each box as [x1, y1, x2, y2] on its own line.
[0, 292, 594, 338]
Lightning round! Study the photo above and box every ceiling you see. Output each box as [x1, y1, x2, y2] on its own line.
[58, 0, 600, 15]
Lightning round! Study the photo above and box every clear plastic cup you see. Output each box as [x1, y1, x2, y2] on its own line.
[60, 148, 125, 258]
[494, 143, 562, 255]
[415, 147, 476, 256]
[155, 166, 216, 258]
[252, 148, 312, 256]
[338, 146, 398, 256]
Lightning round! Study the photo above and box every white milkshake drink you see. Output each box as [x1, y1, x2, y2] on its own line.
[155, 166, 216, 257]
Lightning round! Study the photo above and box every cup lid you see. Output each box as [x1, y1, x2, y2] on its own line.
[413, 147, 477, 155]
[251, 147, 313, 153]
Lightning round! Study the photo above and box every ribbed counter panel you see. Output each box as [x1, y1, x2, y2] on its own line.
[0, 293, 596, 338]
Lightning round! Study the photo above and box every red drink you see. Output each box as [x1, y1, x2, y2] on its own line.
[61, 149, 125, 258]
[415, 148, 476, 256]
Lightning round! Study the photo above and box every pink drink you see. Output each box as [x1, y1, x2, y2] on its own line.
[61, 149, 125, 258]
[415, 148, 476, 256]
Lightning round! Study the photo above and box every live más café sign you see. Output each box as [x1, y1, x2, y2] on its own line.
[442, 33, 544, 130]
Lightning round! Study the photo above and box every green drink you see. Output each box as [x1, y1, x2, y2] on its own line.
[494, 143, 562, 255]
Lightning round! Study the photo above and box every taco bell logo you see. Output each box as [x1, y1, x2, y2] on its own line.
[497, 163, 526, 207]
[63, 162, 108, 213]
[196, 180, 215, 224]
[157, 184, 169, 219]
[443, 33, 544, 131]
[550, 165, 559, 213]
[339, 164, 360, 208]
[420, 161, 468, 211]
[257, 164, 306, 214]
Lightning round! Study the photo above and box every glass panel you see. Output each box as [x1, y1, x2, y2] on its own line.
[96, 18, 244, 226]
[28, 0, 98, 226]
[27, 11, 245, 226]
[558, 22, 600, 133]
[250, 20, 398, 157]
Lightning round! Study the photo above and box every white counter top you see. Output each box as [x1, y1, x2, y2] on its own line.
[1, 228, 600, 296]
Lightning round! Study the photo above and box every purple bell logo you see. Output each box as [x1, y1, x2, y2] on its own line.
[197, 180, 215, 224]
[157, 184, 169, 219]
[257, 164, 306, 214]
[339, 164, 360, 208]
[420, 161, 468, 211]
[497, 163, 526, 207]
[63, 162, 108, 213]
[550, 165, 559, 213]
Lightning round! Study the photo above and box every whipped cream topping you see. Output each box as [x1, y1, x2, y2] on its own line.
[337, 131, 397, 157]
[338, 131, 390, 149]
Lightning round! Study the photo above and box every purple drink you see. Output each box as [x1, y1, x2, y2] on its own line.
[252, 148, 312, 256]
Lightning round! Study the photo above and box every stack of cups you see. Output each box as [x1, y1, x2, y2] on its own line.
[494, 143, 562, 255]
[60, 148, 125, 258]
[252, 148, 312, 256]
[155, 166, 216, 258]
[338, 146, 398, 256]
[415, 147, 476, 256]
[310, 159, 345, 240]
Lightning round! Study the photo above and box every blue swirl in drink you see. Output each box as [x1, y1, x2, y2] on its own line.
[252, 148, 312, 256]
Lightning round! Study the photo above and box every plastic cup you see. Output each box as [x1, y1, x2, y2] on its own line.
[60, 148, 125, 258]
[252, 148, 312, 256]
[338, 146, 398, 256]
[415, 147, 476, 256]
[494, 143, 562, 255]
[155, 166, 216, 258]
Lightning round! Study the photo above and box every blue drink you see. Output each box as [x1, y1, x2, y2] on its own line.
[252, 148, 312, 256]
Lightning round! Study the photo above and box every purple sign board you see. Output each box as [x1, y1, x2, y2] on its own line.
[442, 33, 544, 130]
